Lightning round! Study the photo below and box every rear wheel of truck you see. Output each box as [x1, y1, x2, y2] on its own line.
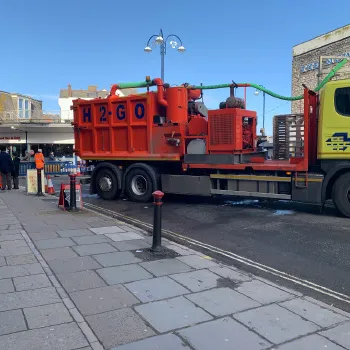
[125, 167, 156, 202]
[332, 172, 350, 218]
[95, 168, 121, 200]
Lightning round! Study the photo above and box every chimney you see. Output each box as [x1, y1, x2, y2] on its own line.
[88, 85, 97, 92]
[68, 83, 72, 97]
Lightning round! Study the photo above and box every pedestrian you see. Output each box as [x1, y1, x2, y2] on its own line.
[49, 152, 55, 161]
[11, 152, 20, 189]
[0, 146, 14, 190]
[34, 149, 45, 170]
[22, 150, 31, 162]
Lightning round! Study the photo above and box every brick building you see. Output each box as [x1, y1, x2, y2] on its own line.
[292, 24, 350, 113]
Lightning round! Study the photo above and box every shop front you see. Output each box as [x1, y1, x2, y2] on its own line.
[0, 124, 74, 160]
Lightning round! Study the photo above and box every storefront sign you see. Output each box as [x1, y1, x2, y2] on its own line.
[0, 136, 21, 140]
[300, 52, 350, 73]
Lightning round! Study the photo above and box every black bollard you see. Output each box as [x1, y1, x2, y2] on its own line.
[36, 168, 44, 197]
[151, 190, 164, 252]
[69, 173, 78, 211]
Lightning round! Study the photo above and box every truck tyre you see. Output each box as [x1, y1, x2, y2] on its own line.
[95, 167, 121, 200]
[332, 172, 350, 218]
[124, 166, 157, 202]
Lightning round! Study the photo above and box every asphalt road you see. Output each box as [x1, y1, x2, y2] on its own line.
[25, 176, 350, 311]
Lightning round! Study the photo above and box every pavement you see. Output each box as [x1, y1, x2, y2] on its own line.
[0, 189, 349, 349]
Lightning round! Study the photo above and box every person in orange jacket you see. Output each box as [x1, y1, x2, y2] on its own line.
[34, 149, 45, 170]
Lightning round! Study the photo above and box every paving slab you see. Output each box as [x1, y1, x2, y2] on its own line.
[90, 226, 126, 235]
[170, 269, 220, 292]
[140, 258, 193, 277]
[14, 274, 52, 291]
[0, 256, 5, 266]
[111, 239, 150, 251]
[0, 234, 24, 242]
[28, 232, 59, 241]
[280, 298, 348, 327]
[5, 253, 37, 265]
[105, 232, 144, 242]
[24, 302, 73, 329]
[0, 322, 89, 350]
[235, 279, 295, 304]
[72, 235, 112, 245]
[234, 304, 319, 344]
[93, 251, 141, 267]
[40, 247, 78, 261]
[88, 220, 120, 228]
[73, 243, 117, 256]
[0, 263, 43, 279]
[186, 287, 260, 316]
[35, 237, 75, 249]
[135, 296, 213, 333]
[57, 229, 94, 238]
[1, 239, 28, 248]
[70, 285, 139, 316]
[0, 246, 32, 256]
[23, 224, 60, 234]
[57, 222, 90, 230]
[274, 334, 344, 350]
[209, 266, 252, 282]
[48, 256, 102, 274]
[320, 322, 350, 349]
[0, 279, 14, 293]
[86, 308, 156, 349]
[0, 287, 60, 311]
[166, 244, 195, 256]
[176, 255, 219, 269]
[97, 264, 153, 285]
[178, 316, 271, 350]
[57, 270, 107, 293]
[0, 309, 27, 336]
[125, 276, 190, 302]
[111, 333, 191, 350]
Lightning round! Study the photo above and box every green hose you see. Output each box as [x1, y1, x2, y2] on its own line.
[117, 81, 155, 89]
[115, 58, 348, 100]
[188, 58, 349, 101]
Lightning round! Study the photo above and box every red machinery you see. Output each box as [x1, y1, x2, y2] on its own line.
[73, 78, 258, 162]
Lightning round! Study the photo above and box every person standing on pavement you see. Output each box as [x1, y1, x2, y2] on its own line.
[34, 149, 45, 170]
[11, 152, 20, 189]
[0, 147, 14, 190]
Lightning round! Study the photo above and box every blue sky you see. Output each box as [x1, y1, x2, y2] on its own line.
[1, 0, 349, 135]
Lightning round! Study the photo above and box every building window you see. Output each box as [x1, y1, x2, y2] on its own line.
[25, 100, 30, 118]
[335, 87, 350, 116]
[18, 98, 31, 119]
[18, 98, 24, 118]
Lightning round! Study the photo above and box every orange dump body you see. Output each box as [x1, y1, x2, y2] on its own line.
[72, 90, 186, 161]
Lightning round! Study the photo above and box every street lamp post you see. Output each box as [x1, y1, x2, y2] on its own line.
[144, 29, 186, 82]
[254, 87, 266, 131]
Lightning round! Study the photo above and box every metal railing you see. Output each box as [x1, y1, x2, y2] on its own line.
[19, 161, 75, 176]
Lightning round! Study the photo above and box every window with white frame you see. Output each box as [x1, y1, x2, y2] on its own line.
[18, 98, 31, 119]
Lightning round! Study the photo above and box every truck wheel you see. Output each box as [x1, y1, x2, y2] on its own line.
[332, 172, 350, 218]
[125, 167, 155, 202]
[95, 168, 121, 200]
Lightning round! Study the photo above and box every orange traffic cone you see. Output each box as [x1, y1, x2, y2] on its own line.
[47, 175, 55, 195]
[44, 176, 48, 193]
